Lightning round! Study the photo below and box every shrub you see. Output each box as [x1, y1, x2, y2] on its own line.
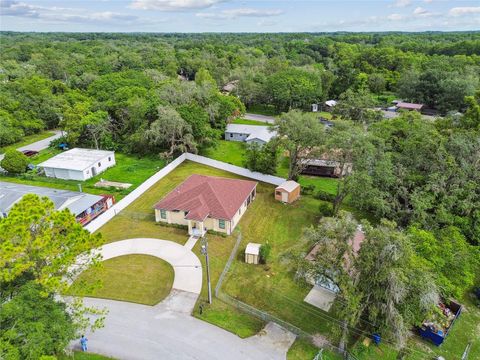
[314, 190, 335, 202]
[1, 149, 29, 174]
[318, 202, 333, 217]
[259, 242, 272, 264]
[301, 184, 315, 195]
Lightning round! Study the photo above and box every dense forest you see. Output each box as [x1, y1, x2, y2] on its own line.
[1, 32, 479, 150]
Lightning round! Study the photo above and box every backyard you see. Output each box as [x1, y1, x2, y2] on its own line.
[0, 151, 165, 201]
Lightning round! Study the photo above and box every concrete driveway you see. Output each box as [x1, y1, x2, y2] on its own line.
[97, 238, 202, 295]
[71, 238, 296, 359]
[0, 130, 63, 161]
[244, 113, 276, 124]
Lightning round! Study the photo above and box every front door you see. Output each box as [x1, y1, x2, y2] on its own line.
[282, 192, 289, 202]
[91, 167, 97, 176]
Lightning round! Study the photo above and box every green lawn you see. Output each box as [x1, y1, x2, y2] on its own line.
[201, 140, 246, 167]
[68, 255, 174, 305]
[232, 118, 270, 126]
[59, 352, 115, 360]
[0, 131, 56, 153]
[288, 338, 342, 360]
[0, 152, 165, 201]
[201, 140, 340, 196]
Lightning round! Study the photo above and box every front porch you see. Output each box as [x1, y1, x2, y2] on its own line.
[188, 219, 207, 237]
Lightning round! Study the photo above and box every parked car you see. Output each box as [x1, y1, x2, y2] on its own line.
[22, 150, 39, 157]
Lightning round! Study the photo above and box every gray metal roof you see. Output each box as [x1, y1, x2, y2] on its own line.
[225, 124, 277, 143]
[0, 182, 103, 216]
[38, 148, 114, 171]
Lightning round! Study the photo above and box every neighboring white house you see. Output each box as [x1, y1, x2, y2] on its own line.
[225, 124, 277, 146]
[39, 148, 116, 181]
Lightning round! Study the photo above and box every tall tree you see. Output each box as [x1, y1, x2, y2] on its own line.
[275, 110, 326, 181]
[144, 106, 197, 160]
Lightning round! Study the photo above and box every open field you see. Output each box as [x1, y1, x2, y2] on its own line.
[0, 131, 56, 153]
[69, 255, 174, 306]
[0, 152, 165, 201]
[287, 338, 342, 360]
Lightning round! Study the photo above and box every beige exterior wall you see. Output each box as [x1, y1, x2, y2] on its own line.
[154, 186, 256, 236]
[155, 209, 189, 225]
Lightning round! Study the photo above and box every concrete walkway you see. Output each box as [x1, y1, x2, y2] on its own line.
[97, 238, 202, 295]
[244, 113, 276, 124]
[0, 130, 63, 161]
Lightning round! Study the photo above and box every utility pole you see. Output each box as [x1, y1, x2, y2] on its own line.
[201, 236, 212, 304]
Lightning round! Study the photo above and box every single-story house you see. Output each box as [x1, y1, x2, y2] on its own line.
[301, 158, 352, 178]
[225, 124, 277, 146]
[275, 180, 300, 204]
[0, 181, 114, 225]
[304, 226, 365, 311]
[396, 102, 424, 112]
[154, 174, 257, 236]
[39, 148, 116, 181]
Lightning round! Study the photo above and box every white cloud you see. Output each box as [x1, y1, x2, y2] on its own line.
[413, 6, 436, 17]
[391, 0, 412, 8]
[423, 0, 433, 3]
[448, 7, 480, 17]
[129, 0, 226, 11]
[196, 7, 282, 19]
[1, 0, 140, 24]
[387, 13, 405, 21]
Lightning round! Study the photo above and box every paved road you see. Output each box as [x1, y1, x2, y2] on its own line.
[244, 113, 276, 124]
[0, 130, 63, 161]
[74, 295, 295, 360]
[70, 237, 296, 359]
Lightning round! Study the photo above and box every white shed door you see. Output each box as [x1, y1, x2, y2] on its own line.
[282, 192, 288, 202]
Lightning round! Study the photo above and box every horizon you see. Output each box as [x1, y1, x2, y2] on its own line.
[1, 0, 479, 33]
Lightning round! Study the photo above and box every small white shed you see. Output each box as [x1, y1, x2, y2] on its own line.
[245, 242, 261, 264]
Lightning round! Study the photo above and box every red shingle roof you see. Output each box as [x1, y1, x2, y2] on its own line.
[154, 175, 257, 221]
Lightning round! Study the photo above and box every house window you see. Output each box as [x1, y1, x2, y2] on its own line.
[230, 133, 233, 138]
[219, 219, 225, 229]
[108, 157, 111, 162]
[160, 209, 167, 219]
[276, 191, 282, 196]
[98, 162, 101, 167]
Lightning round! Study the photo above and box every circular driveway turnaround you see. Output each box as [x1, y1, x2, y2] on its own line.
[97, 238, 202, 294]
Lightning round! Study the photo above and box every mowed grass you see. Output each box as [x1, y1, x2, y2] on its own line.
[0, 130, 56, 153]
[201, 140, 246, 167]
[69, 255, 174, 305]
[287, 338, 342, 360]
[202, 140, 339, 195]
[0, 152, 164, 201]
[93, 160, 266, 336]
[59, 352, 115, 360]
[232, 118, 269, 126]
[221, 183, 339, 338]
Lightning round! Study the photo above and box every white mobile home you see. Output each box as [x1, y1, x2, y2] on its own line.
[225, 124, 277, 146]
[39, 148, 115, 181]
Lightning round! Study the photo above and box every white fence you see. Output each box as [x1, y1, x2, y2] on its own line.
[84, 154, 186, 233]
[85, 152, 286, 233]
[185, 153, 285, 185]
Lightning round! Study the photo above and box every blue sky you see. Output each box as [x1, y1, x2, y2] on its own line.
[1, 0, 479, 32]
